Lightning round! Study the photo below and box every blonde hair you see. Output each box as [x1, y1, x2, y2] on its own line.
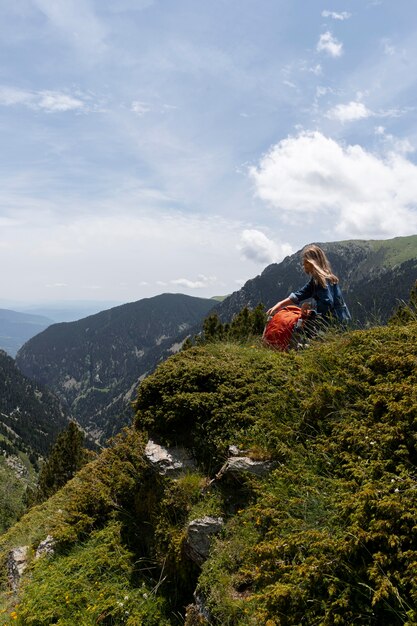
[302, 244, 338, 288]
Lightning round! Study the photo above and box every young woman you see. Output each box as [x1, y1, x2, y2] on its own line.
[267, 244, 351, 323]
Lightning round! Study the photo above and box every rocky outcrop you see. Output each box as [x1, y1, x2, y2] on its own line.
[7, 546, 29, 591]
[216, 455, 274, 480]
[144, 440, 197, 476]
[35, 535, 55, 560]
[185, 516, 224, 566]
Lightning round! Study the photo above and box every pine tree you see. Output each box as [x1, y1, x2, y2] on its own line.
[33, 422, 89, 504]
[389, 281, 417, 325]
[202, 312, 224, 341]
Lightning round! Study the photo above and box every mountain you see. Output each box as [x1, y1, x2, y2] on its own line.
[214, 235, 417, 324]
[0, 309, 53, 357]
[0, 349, 69, 462]
[2, 319, 417, 623]
[16, 293, 215, 442]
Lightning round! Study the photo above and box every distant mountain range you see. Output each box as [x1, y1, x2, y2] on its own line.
[15, 235, 417, 444]
[16, 293, 216, 442]
[0, 309, 53, 357]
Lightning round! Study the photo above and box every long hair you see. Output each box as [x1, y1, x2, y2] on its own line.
[302, 244, 338, 288]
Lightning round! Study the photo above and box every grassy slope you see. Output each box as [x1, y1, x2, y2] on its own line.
[1, 322, 417, 624]
[372, 235, 417, 266]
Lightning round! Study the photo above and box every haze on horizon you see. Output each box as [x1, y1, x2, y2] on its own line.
[1, 0, 417, 305]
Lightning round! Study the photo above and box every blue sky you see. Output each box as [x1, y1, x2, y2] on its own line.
[1, 0, 417, 304]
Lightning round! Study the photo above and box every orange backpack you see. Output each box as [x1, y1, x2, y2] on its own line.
[263, 305, 302, 351]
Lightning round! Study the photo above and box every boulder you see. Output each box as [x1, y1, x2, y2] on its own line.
[7, 546, 29, 591]
[144, 440, 196, 476]
[185, 516, 224, 565]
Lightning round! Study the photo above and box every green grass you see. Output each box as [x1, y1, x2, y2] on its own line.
[371, 234, 417, 266]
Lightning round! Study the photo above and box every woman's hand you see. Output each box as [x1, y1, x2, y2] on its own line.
[266, 297, 293, 316]
[266, 304, 279, 316]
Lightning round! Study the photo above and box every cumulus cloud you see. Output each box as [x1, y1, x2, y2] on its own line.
[321, 10, 351, 20]
[238, 230, 292, 264]
[250, 131, 417, 239]
[317, 32, 343, 57]
[326, 101, 372, 122]
[374, 126, 414, 154]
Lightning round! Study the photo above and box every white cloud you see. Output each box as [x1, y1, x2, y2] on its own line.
[238, 229, 292, 264]
[374, 127, 414, 154]
[309, 64, 322, 76]
[37, 91, 84, 112]
[326, 101, 372, 122]
[171, 275, 217, 289]
[322, 10, 351, 21]
[317, 32, 343, 57]
[250, 131, 417, 239]
[0, 87, 32, 106]
[131, 101, 151, 116]
[0, 86, 87, 113]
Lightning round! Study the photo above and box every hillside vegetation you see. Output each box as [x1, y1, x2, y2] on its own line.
[16, 293, 215, 443]
[1, 315, 417, 624]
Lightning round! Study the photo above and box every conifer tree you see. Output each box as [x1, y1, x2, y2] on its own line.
[33, 421, 88, 504]
[389, 281, 417, 325]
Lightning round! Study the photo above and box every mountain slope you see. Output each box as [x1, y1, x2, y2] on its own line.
[16, 293, 215, 441]
[0, 350, 69, 460]
[0, 310, 53, 357]
[2, 320, 417, 624]
[215, 235, 417, 324]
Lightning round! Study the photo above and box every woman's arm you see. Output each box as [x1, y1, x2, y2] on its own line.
[267, 278, 315, 316]
[266, 297, 293, 316]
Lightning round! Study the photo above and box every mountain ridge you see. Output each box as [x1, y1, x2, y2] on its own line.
[16, 293, 216, 442]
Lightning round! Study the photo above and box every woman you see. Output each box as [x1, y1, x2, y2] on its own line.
[267, 244, 351, 324]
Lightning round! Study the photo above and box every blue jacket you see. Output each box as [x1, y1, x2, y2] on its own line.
[289, 278, 351, 323]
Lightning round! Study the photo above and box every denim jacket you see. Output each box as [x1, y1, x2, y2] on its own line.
[289, 278, 351, 323]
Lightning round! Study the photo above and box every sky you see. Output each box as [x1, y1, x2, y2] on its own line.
[1, 0, 417, 305]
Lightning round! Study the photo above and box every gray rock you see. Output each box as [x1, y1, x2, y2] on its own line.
[7, 546, 29, 591]
[35, 535, 55, 560]
[144, 439, 196, 476]
[185, 516, 224, 565]
[184, 593, 211, 625]
[228, 444, 245, 457]
[216, 456, 273, 479]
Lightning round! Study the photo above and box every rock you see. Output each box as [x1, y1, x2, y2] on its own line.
[5, 455, 28, 479]
[216, 456, 273, 479]
[184, 594, 211, 625]
[185, 516, 224, 565]
[228, 444, 246, 456]
[144, 439, 196, 476]
[7, 546, 29, 591]
[35, 535, 55, 560]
